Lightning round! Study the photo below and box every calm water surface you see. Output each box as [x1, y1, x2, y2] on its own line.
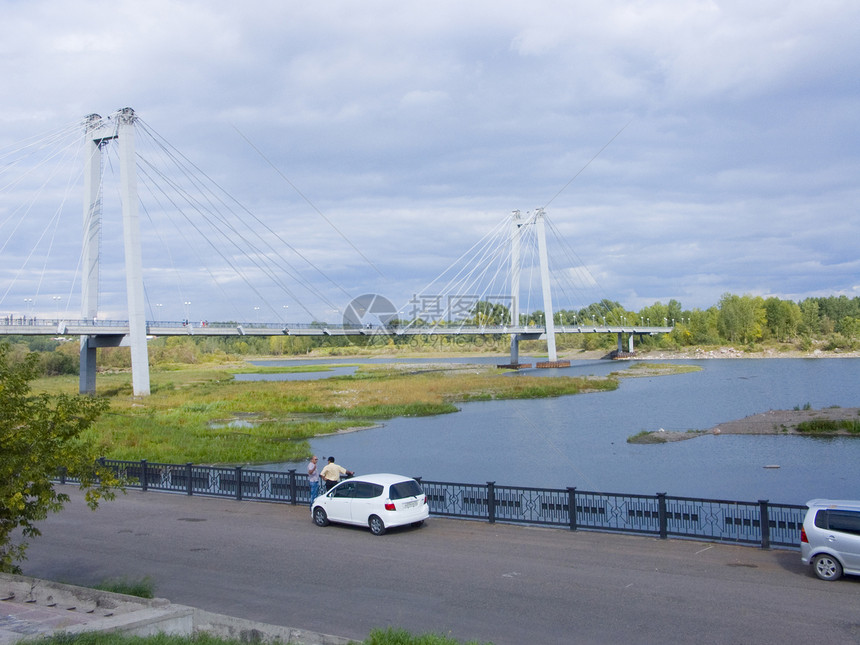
[253, 358, 860, 504]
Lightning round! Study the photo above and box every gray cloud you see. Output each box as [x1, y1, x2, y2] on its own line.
[1, 0, 858, 322]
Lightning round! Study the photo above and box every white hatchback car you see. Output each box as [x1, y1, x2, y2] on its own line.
[800, 499, 860, 581]
[311, 473, 429, 536]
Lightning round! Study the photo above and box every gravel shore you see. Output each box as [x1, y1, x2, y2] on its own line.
[630, 407, 860, 443]
[708, 407, 860, 435]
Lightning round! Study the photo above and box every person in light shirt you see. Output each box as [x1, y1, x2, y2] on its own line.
[307, 455, 320, 501]
[320, 456, 354, 492]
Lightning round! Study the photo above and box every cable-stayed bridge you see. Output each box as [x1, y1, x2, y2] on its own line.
[0, 108, 670, 396]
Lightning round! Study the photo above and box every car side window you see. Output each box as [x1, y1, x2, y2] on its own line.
[814, 510, 828, 529]
[826, 510, 860, 536]
[353, 482, 383, 499]
[331, 482, 356, 498]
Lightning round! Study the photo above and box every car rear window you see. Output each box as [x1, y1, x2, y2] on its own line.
[389, 480, 422, 500]
[814, 509, 860, 536]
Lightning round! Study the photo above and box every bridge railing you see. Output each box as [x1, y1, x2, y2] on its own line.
[57, 459, 806, 550]
[1, 317, 674, 335]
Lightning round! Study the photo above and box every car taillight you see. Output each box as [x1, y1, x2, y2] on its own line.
[800, 527, 808, 543]
[423, 495, 428, 505]
[384, 502, 396, 511]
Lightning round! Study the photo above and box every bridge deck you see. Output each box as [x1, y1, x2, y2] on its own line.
[1, 320, 671, 338]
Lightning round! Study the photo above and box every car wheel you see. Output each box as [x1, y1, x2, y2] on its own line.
[411, 520, 425, 528]
[812, 554, 843, 581]
[313, 507, 329, 527]
[368, 515, 386, 536]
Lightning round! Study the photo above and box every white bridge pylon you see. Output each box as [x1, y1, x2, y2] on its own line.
[81, 108, 150, 396]
[508, 208, 562, 366]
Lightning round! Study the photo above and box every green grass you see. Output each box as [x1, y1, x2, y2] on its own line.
[365, 627, 492, 644]
[796, 418, 860, 434]
[91, 576, 156, 598]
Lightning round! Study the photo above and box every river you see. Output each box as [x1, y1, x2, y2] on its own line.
[251, 357, 860, 505]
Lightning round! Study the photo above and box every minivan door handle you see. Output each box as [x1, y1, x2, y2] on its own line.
[826, 534, 837, 542]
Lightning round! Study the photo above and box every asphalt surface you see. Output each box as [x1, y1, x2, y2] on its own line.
[19, 486, 860, 644]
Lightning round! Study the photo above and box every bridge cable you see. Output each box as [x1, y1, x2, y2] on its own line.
[542, 121, 631, 210]
[0, 121, 83, 310]
[231, 124, 385, 279]
[137, 120, 353, 317]
[133, 122, 346, 320]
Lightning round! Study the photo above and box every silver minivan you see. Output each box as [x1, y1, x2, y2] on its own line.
[800, 499, 860, 581]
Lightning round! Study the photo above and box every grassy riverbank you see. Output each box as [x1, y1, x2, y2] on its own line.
[36, 361, 620, 465]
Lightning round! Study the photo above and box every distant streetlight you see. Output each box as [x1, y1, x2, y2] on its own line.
[24, 298, 33, 319]
[52, 296, 61, 319]
[184, 301, 191, 322]
[282, 305, 289, 321]
[254, 306, 261, 323]
[155, 303, 163, 321]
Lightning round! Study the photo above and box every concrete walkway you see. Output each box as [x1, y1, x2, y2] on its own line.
[14, 486, 860, 645]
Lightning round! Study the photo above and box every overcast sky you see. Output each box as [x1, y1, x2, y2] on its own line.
[1, 1, 858, 324]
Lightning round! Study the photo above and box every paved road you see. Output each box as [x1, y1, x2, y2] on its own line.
[19, 487, 860, 644]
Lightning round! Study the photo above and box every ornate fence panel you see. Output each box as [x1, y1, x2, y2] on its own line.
[572, 490, 663, 536]
[169, 464, 216, 495]
[665, 497, 764, 544]
[492, 485, 571, 526]
[421, 480, 492, 520]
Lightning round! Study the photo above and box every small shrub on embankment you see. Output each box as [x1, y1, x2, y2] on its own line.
[796, 418, 860, 434]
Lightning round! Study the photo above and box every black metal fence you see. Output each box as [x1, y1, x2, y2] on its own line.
[58, 459, 806, 550]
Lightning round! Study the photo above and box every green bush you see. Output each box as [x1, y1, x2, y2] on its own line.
[92, 576, 156, 598]
[796, 418, 860, 434]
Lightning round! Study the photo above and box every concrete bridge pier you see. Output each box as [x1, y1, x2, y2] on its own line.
[79, 337, 96, 394]
[80, 335, 126, 395]
[615, 332, 636, 358]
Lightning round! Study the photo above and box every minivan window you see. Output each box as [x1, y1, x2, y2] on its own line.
[390, 480, 422, 500]
[814, 509, 860, 536]
[827, 511, 860, 536]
